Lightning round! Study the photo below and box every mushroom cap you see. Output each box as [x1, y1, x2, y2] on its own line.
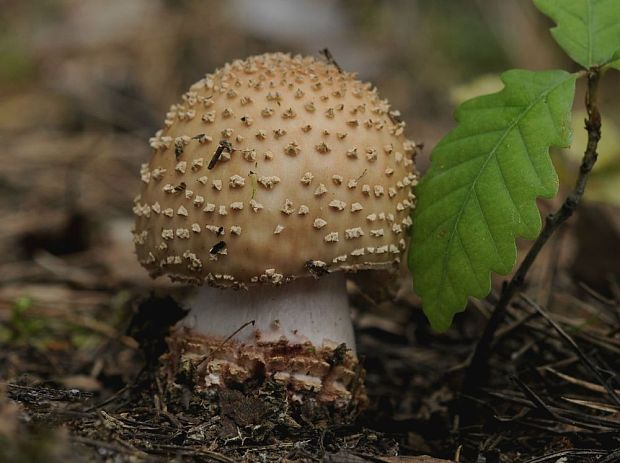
[133, 53, 417, 287]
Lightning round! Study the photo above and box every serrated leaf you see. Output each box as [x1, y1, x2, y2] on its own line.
[534, 0, 620, 68]
[609, 49, 620, 70]
[409, 70, 576, 331]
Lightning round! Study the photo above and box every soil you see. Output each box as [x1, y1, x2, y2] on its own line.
[1, 202, 619, 462]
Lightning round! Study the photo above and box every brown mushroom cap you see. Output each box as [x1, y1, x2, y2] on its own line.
[133, 53, 417, 287]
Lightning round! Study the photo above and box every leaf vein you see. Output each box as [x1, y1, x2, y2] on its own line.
[514, 122, 543, 187]
[416, 184, 470, 221]
[440, 128, 506, 148]
[425, 156, 485, 185]
[494, 154, 520, 223]
[594, 20, 619, 36]
[456, 229, 480, 292]
[414, 213, 458, 248]
[436, 76, 571, 300]
[472, 188, 502, 261]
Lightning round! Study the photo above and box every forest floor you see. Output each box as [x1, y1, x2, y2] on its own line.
[2, 3, 620, 461]
[1, 200, 620, 462]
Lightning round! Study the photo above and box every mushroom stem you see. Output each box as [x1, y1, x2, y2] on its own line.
[181, 273, 355, 352]
[164, 273, 367, 420]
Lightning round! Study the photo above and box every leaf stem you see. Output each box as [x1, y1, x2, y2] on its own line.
[461, 67, 603, 403]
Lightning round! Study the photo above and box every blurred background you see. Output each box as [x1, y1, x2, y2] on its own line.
[1, 1, 620, 460]
[2, 0, 619, 304]
[1, 0, 619, 275]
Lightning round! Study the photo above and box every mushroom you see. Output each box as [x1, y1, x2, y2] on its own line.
[133, 53, 417, 420]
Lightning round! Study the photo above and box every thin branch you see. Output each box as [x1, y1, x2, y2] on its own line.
[520, 294, 620, 406]
[320, 48, 343, 73]
[522, 449, 608, 463]
[510, 375, 561, 421]
[195, 320, 255, 368]
[462, 67, 603, 397]
[600, 448, 620, 463]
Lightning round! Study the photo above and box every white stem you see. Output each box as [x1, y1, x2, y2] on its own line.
[181, 273, 355, 353]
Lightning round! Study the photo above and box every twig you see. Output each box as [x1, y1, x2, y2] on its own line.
[600, 448, 620, 463]
[522, 449, 608, 463]
[85, 366, 146, 412]
[320, 48, 343, 73]
[195, 320, 255, 368]
[6, 383, 94, 402]
[85, 384, 129, 412]
[520, 294, 620, 406]
[606, 275, 620, 326]
[462, 67, 603, 396]
[71, 435, 134, 454]
[148, 444, 236, 463]
[578, 281, 616, 306]
[484, 390, 620, 431]
[561, 397, 619, 413]
[511, 375, 560, 421]
[543, 367, 620, 396]
[208, 140, 234, 170]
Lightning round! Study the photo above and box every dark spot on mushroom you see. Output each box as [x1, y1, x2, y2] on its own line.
[328, 343, 350, 366]
[217, 226, 224, 236]
[355, 169, 368, 182]
[388, 110, 403, 125]
[305, 260, 330, 277]
[208, 140, 234, 170]
[174, 140, 185, 158]
[210, 240, 227, 254]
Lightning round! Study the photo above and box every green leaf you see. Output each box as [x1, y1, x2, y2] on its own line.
[534, 0, 620, 68]
[609, 49, 620, 70]
[409, 70, 576, 331]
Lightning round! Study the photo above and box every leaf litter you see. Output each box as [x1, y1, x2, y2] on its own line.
[1, 198, 619, 461]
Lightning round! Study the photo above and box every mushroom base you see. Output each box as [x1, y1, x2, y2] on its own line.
[161, 327, 367, 424]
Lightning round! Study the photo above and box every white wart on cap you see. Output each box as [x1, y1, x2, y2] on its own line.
[133, 53, 417, 287]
